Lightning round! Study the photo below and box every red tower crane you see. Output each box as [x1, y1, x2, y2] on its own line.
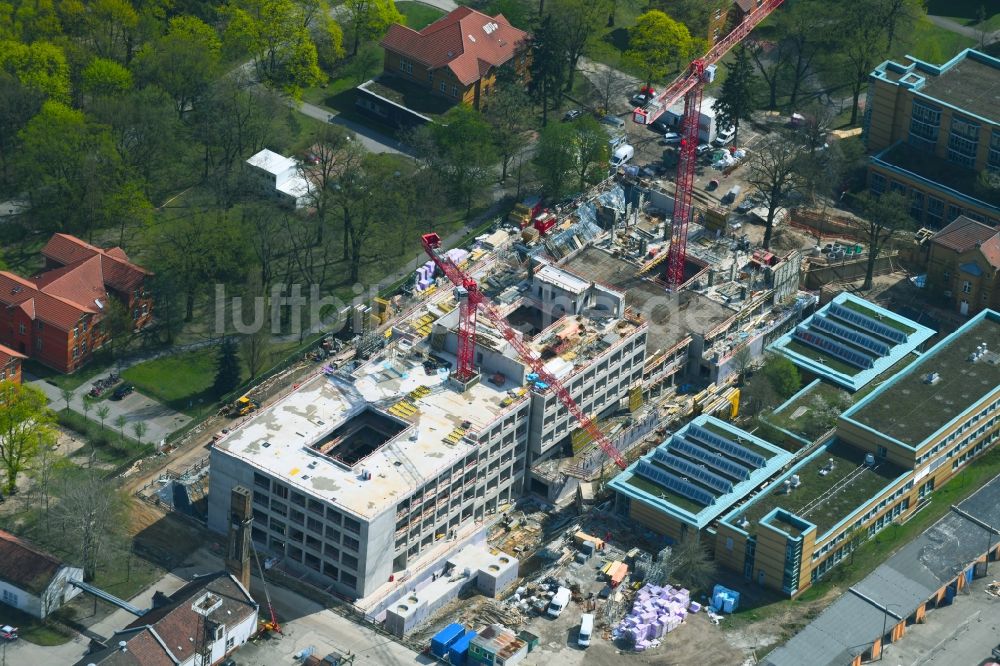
[422, 233, 628, 469]
[631, 0, 785, 286]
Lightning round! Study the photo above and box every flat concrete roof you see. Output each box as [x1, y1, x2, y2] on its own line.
[845, 309, 1000, 447]
[562, 246, 730, 354]
[919, 52, 999, 123]
[214, 346, 525, 520]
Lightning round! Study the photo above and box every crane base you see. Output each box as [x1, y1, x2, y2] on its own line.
[448, 372, 481, 393]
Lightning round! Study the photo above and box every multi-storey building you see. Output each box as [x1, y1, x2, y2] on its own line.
[0, 344, 24, 385]
[208, 262, 646, 600]
[0, 233, 152, 373]
[612, 303, 1000, 597]
[378, 7, 528, 112]
[865, 49, 1000, 227]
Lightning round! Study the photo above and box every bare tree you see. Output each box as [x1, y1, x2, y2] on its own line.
[852, 191, 914, 290]
[53, 467, 128, 580]
[593, 59, 634, 113]
[240, 328, 272, 379]
[744, 134, 804, 249]
[665, 535, 717, 593]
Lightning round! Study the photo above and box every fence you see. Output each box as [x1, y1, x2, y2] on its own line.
[566, 411, 660, 479]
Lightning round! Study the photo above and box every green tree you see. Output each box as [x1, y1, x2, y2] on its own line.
[534, 121, 575, 197]
[80, 56, 133, 97]
[153, 209, 250, 321]
[102, 298, 138, 369]
[0, 73, 44, 189]
[60, 387, 73, 410]
[0, 40, 71, 102]
[650, 0, 726, 39]
[342, 0, 403, 56]
[85, 0, 139, 63]
[131, 420, 147, 446]
[212, 336, 242, 397]
[744, 134, 803, 249]
[761, 354, 800, 399]
[223, 0, 325, 96]
[114, 414, 127, 442]
[568, 115, 609, 192]
[528, 15, 567, 126]
[134, 16, 222, 118]
[15, 100, 136, 238]
[551, 0, 612, 92]
[712, 45, 756, 146]
[425, 105, 497, 214]
[0, 381, 56, 494]
[484, 83, 531, 184]
[96, 404, 111, 430]
[853, 191, 914, 291]
[626, 10, 693, 87]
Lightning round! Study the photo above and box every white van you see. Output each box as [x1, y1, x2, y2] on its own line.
[610, 144, 635, 168]
[547, 586, 571, 618]
[578, 613, 594, 647]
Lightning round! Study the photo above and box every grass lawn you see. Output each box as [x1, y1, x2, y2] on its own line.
[0, 606, 74, 646]
[895, 17, 977, 62]
[397, 0, 446, 30]
[122, 348, 226, 414]
[927, 0, 1000, 30]
[24, 354, 114, 392]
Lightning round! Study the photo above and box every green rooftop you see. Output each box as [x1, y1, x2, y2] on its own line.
[624, 474, 704, 514]
[736, 440, 908, 536]
[849, 316, 1000, 445]
[840, 298, 917, 335]
[364, 75, 456, 119]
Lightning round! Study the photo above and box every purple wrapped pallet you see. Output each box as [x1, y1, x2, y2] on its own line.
[689, 602, 702, 613]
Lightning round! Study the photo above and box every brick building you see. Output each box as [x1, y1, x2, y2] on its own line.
[0, 234, 152, 373]
[0, 343, 24, 384]
[378, 7, 529, 112]
[925, 215, 1000, 316]
[865, 49, 1000, 227]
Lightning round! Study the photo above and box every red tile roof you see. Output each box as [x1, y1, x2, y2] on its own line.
[380, 6, 528, 86]
[0, 271, 91, 331]
[0, 529, 67, 595]
[932, 215, 999, 253]
[41, 233, 150, 294]
[977, 234, 1000, 269]
[0, 343, 25, 370]
[0, 234, 152, 332]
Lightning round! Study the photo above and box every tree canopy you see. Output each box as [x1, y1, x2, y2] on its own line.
[626, 10, 694, 87]
[0, 381, 56, 495]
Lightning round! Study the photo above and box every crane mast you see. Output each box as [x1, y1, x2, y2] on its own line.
[421, 233, 628, 469]
[631, 0, 785, 286]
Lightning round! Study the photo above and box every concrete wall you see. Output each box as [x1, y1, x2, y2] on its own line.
[801, 253, 898, 290]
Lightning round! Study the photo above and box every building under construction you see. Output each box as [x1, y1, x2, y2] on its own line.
[207, 176, 809, 612]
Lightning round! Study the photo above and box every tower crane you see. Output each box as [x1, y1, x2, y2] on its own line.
[631, 0, 785, 286]
[421, 233, 628, 469]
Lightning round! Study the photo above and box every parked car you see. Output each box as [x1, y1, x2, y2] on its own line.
[0, 626, 18, 641]
[562, 109, 583, 122]
[111, 383, 134, 401]
[631, 92, 650, 107]
[650, 118, 672, 133]
[600, 115, 626, 128]
[714, 126, 736, 146]
[662, 132, 682, 145]
[696, 143, 712, 156]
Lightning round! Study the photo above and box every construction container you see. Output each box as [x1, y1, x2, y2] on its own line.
[448, 629, 477, 666]
[573, 531, 605, 551]
[517, 630, 539, 653]
[431, 623, 466, 659]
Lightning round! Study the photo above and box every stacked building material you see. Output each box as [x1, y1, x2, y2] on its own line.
[613, 583, 690, 651]
[415, 260, 436, 292]
[711, 584, 740, 613]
